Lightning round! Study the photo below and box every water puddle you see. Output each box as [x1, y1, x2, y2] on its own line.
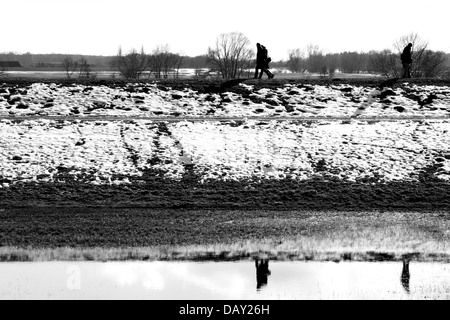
[1, 260, 449, 299]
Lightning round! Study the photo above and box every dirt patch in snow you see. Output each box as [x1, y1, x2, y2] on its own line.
[2, 76, 450, 90]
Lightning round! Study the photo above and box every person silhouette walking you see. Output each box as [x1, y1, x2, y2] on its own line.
[254, 43, 274, 79]
[401, 43, 413, 78]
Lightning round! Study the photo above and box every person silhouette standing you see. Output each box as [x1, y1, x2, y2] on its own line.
[254, 43, 274, 79]
[401, 43, 413, 78]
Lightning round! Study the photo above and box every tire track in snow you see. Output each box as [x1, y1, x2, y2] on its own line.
[119, 124, 140, 172]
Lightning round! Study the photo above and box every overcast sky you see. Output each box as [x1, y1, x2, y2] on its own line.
[2, 0, 449, 60]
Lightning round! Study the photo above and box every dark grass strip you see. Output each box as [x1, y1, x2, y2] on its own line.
[1, 177, 450, 210]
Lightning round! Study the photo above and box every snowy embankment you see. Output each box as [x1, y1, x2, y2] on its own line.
[1, 82, 450, 119]
[0, 81, 450, 188]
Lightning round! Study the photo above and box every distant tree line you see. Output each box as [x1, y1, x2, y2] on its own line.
[0, 51, 204, 70]
[284, 33, 450, 78]
[0, 52, 115, 69]
[62, 57, 95, 79]
[110, 45, 186, 79]
[2, 33, 449, 79]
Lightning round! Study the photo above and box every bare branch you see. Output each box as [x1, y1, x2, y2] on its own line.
[207, 32, 254, 79]
[62, 57, 78, 79]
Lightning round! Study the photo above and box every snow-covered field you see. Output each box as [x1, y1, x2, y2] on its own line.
[1, 82, 450, 188]
[1, 82, 450, 119]
[1, 118, 449, 187]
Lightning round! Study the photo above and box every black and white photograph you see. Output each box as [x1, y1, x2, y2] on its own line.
[1, 0, 450, 305]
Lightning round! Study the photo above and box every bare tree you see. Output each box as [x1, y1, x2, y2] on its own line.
[286, 48, 307, 73]
[149, 45, 166, 78]
[173, 53, 184, 79]
[207, 32, 254, 79]
[419, 50, 449, 78]
[162, 52, 183, 78]
[325, 53, 338, 76]
[445, 54, 450, 79]
[339, 52, 365, 74]
[148, 45, 183, 79]
[111, 46, 148, 79]
[368, 49, 402, 77]
[78, 57, 96, 80]
[391, 32, 448, 78]
[306, 44, 326, 74]
[394, 33, 429, 78]
[62, 57, 78, 79]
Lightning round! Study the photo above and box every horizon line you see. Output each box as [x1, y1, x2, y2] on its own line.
[2, 49, 450, 62]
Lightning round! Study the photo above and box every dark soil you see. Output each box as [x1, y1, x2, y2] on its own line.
[1, 173, 449, 210]
[2, 77, 450, 95]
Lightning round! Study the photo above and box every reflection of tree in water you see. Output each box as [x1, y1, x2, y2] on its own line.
[401, 257, 411, 294]
[255, 259, 271, 291]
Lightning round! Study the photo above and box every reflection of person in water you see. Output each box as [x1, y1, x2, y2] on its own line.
[255, 259, 271, 290]
[401, 258, 411, 294]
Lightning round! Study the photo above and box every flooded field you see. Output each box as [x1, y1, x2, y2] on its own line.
[1, 260, 449, 300]
[1, 69, 208, 79]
